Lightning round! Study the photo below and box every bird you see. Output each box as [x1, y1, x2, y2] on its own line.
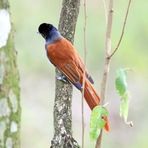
[38, 23, 109, 131]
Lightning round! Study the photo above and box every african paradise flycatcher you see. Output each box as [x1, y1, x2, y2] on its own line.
[38, 23, 109, 131]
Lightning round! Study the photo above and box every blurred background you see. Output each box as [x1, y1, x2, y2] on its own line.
[9, 0, 148, 147]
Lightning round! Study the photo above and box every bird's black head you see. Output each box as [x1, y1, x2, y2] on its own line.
[38, 23, 54, 39]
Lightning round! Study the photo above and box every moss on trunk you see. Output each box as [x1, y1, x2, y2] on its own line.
[0, 0, 21, 147]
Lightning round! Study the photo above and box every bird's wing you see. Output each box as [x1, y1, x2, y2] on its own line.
[57, 62, 83, 90]
[63, 39, 94, 84]
[46, 38, 94, 87]
[76, 55, 94, 84]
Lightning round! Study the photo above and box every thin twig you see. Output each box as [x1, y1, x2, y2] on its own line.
[100, 0, 113, 103]
[95, 130, 103, 148]
[81, 0, 87, 147]
[109, 0, 132, 58]
[95, 0, 114, 148]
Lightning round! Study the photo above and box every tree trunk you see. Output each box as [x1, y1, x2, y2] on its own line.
[50, 0, 80, 147]
[0, 0, 21, 147]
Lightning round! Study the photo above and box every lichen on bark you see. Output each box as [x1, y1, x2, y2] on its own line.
[0, 0, 21, 147]
[50, 0, 80, 147]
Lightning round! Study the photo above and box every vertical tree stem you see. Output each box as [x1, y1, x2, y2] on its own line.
[51, 0, 80, 147]
[96, 0, 132, 147]
[96, 0, 114, 148]
[100, 0, 113, 103]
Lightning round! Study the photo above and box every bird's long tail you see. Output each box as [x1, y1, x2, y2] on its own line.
[83, 80, 110, 131]
[83, 80, 99, 110]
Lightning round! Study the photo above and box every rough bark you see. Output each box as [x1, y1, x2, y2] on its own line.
[0, 0, 21, 147]
[50, 0, 80, 147]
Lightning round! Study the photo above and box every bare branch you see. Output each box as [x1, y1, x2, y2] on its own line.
[109, 0, 132, 58]
[95, 0, 132, 147]
[100, 0, 113, 103]
[95, 130, 103, 148]
[96, 0, 114, 148]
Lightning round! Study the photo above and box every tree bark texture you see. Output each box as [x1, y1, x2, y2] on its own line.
[50, 0, 80, 147]
[0, 0, 21, 147]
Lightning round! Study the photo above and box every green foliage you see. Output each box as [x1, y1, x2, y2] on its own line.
[115, 68, 128, 96]
[120, 92, 129, 122]
[89, 106, 108, 140]
[115, 68, 130, 122]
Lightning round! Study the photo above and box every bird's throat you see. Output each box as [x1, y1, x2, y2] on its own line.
[46, 30, 62, 44]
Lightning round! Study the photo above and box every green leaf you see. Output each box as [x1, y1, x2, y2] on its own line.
[115, 68, 127, 96]
[115, 68, 130, 122]
[120, 92, 129, 122]
[89, 106, 108, 140]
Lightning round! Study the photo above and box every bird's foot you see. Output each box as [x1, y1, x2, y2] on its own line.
[56, 75, 68, 83]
